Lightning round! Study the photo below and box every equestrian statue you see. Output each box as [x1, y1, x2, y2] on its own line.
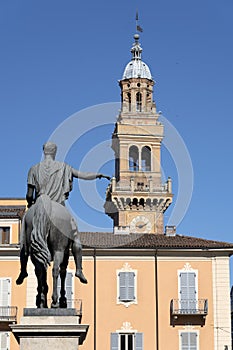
[16, 142, 110, 308]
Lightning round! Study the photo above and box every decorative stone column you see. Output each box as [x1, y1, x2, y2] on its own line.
[10, 308, 89, 350]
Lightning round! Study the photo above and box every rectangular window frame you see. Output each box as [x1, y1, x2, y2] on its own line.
[111, 332, 143, 350]
[178, 268, 198, 313]
[0, 222, 13, 245]
[0, 278, 11, 306]
[116, 268, 137, 307]
[179, 330, 199, 350]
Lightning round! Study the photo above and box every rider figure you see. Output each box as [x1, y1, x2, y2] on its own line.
[16, 142, 109, 285]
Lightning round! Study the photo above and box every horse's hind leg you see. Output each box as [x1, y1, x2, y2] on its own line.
[51, 251, 64, 308]
[59, 251, 69, 308]
[33, 259, 48, 308]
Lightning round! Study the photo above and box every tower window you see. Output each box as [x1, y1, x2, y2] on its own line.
[136, 92, 142, 112]
[129, 146, 139, 171]
[141, 146, 151, 171]
[127, 93, 131, 112]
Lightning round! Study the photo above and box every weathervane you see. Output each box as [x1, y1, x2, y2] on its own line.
[136, 10, 143, 33]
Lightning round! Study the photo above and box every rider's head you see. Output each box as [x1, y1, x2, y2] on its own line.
[43, 142, 57, 159]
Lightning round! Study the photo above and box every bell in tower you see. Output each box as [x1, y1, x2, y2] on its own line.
[104, 34, 173, 234]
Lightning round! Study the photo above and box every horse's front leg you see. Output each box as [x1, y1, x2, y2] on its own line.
[51, 251, 64, 308]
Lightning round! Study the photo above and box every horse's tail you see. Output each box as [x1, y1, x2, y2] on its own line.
[30, 194, 51, 269]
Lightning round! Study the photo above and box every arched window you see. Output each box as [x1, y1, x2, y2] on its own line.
[136, 92, 142, 112]
[127, 93, 131, 112]
[129, 146, 139, 171]
[141, 146, 151, 171]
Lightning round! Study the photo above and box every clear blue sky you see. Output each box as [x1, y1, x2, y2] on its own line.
[0, 1, 233, 247]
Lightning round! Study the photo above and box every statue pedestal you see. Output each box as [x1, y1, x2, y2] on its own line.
[10, 308, 89, 350]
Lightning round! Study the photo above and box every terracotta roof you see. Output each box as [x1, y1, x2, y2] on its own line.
[80, 232, 233, 250]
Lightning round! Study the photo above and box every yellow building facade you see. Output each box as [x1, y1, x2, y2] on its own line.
[0, 34, 233, 350]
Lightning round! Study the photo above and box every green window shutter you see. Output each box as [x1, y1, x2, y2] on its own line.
[119, 272, 135, 302]
[135, 333, 143, 350]
[111, 333, 118, 350]
[0, 279, 10, 306]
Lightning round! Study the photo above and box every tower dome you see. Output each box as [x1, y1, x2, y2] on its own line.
[122, 34, 152, 80]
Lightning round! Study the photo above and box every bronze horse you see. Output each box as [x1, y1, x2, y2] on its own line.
[23, 194, 75, 308]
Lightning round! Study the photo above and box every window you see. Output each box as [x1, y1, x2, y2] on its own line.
[141, 146, 151, 171]
[111, 333, 143, 350]
[117, 264, 137, 307]
[179, 271, 197, 312]
[57, 272, 73, 308]
[136, 92, 142, 112]
[0, 278, 11, 306]
[0, 227, 10, 244]
[0, 332, 9, 350]
[127, 93, 131, 112]
[129, 146, 139, 171]
[118, 272, 135, 303]
[180, 332, 198, 350]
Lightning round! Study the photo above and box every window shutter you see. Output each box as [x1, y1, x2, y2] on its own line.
[135, 333, 143, 350]
[0, 279, 10, 306]
[128, 272, 135, 301]
[0, 332, 8, 350]
[66, 272, 73, 308]
[180, 272, 196, 311]
[119, 272, 127, 301]
[119, 272, 135, 302]
[189, 333, 197, 350]
[181, 332, 189, 350]
[181, 332, 197, 350]
[111, 333, 118, 350]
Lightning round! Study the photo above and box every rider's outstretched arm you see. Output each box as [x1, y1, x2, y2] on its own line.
[72, 168, 110, 180]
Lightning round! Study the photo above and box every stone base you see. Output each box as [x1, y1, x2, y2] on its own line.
[10, 308, 89, 350]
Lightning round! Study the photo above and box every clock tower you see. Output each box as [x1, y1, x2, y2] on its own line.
[105, 34, 173, 234]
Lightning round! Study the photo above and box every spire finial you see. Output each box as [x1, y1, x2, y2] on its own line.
[135, 10, 143, 33]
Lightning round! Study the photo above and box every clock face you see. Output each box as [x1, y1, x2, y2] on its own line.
[130, 215, 152, 233]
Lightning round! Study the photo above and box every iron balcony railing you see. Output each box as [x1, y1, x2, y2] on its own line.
[0, 306, 17, 323]
[171, 299, 208, 316]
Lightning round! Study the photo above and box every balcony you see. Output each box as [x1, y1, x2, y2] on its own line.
[0, 306, 17, 331]
[170, 299, 208, 326]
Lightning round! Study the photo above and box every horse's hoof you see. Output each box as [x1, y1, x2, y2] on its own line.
[51, 302, 59, 308]
[59, 299, 67, 309]
[16, 271, 28, 285]
[75, 270, 88, 284]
